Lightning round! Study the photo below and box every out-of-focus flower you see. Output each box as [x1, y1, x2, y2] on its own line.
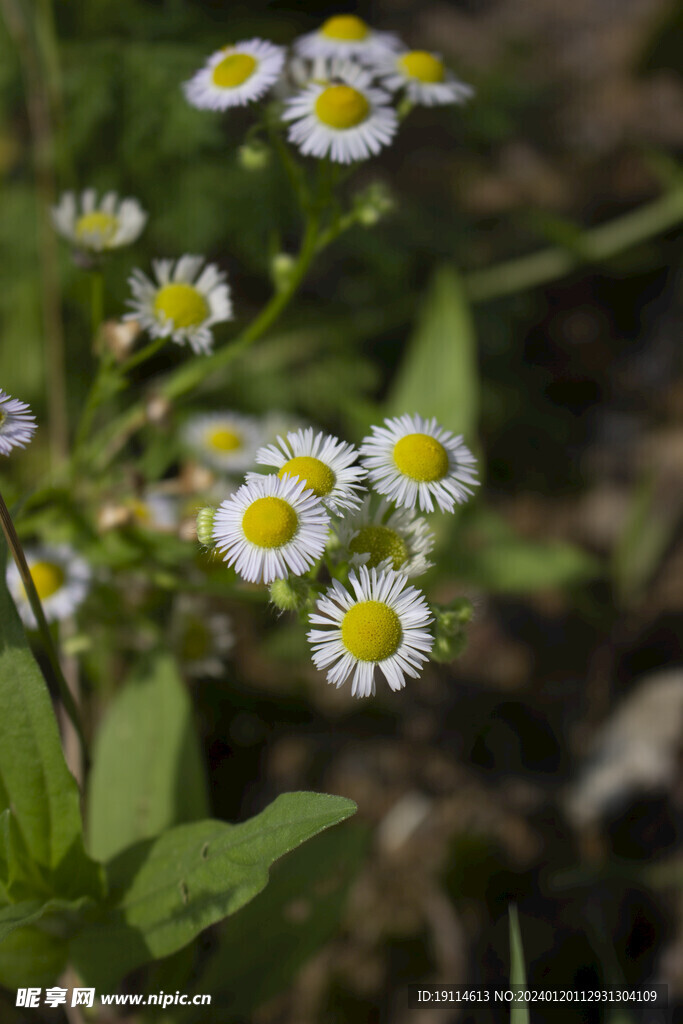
[126, 256, 232, 355]
[183, 412, 263, 474]
[251, 427, 366, 514]
[307, 565, 433, 697]
[173, 595, 234, 677]
[212, 474, 330, 584]
[294, 15, 400, 62]
[360, 414, 478, 513]
[184, 39, 285, 110]
[7, 543, 91, 629]
[52, 189, 147, 253]
[374, 49, 474, 106]
[0, 390, 36, 456]
[283, 62, 397, 164]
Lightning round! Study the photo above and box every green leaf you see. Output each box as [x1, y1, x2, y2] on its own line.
[87, 652, 209, 861]
[388, 265, 478, 438]
[0, 897, 93, 944]
[175, 823, 369, 1022]
[0, 896, 94, 989]
[508, 904, 529, 1024]
[71, 791, 357, 990]
[0, 547, 103, 901]
[438, 508, 600, 592]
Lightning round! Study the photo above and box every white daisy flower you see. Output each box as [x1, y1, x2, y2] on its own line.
[250, 427, 366, 514]
[212, 474, 330, 584]
[125, 491, 179, 532]
[307, 565, 433, 697]
[295, 15, 400, 62]
[339, 496, 434, 577]
[0, 390, 37, 456]
[183, 412, 264, 474]
[126, 255, 232, 355]
[373, 49, 474, 106]
[283, 61, 398, 164]
[172, 595, 234, 677]
[183, 38, 286, 111]
[360, 414, 478, 513]
[6, 543, 92, 630]
[51, 189, 147, 253]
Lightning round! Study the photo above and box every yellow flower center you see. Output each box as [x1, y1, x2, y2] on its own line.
[29, 561, 65, 600]
[349, 525, 409, 570]
[75, 210, 119, 245]
[315, 85, 370, 129]
[242, 496, 298, 548]
[181, 616, 211, 661]
[0, 410, 6, 427]
[398, 51, 445, 83]
[206, 427, 243, 453]
[393, 433, 449, 482]
[320, 15, 368, 41]
[154, 283, 209, 329]
[129, 499, 151, 524]
[278, 456, 335, 497]
[212, 52, 257, 88]
[341, 600, 402, 662]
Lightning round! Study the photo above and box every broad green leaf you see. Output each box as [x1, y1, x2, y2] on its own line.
[0, 547, 103, 901]
[175, 823, 370, 1022]
[0, 897, 93, 944]
[508, 904, 529, 1024]
[0, 925, 67, 989]
[388, 265, 478, 438]
[437, 508, 600, 592]
[87, 652, 209, 861]
[71, 791, 357, 990]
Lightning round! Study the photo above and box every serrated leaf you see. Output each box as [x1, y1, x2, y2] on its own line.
[0, 545, 103, 901]
[87, 652, 209, 861]
[71, 791, 357, 990]
[388, 265, 478, 438]
[175, 823, 369, 1022]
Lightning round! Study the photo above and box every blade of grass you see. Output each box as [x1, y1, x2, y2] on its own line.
[509, 904, 530, 1024]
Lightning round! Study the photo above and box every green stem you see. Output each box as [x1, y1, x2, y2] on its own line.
[0, 490, 89, 769]
[118, 335, 167, 375]
[90, 267, 104, 338]
[72, 270, 111, 460]
[85, 210, 323, 471]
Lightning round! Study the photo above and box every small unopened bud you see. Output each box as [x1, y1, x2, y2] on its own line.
[269, 576, 317, 617]
[238, 140, 271, 171]
[271, 252, 297, 293]
[353, 182, 394, 226]
[101, 318, 142, 360]
[196, 506, 217, 548]
[430, 597, 473, 664]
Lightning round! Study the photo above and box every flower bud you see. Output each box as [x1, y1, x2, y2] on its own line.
[430, 597, 473, 664]
[353, 182, 394, 227]
[269, 576, 318, 617]
[271, 252, 297, 293]
[196, 506, 217, 548]
[238, 140, 271, 171]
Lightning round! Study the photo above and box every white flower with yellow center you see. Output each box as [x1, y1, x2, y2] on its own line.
[360, 414, 478, 513]
[212, 474, 330, 584]
[184, 39, 285, 111]
[125, 491, 179, 532]
[0, 390, 37, 456]
[126, 256, 232, 355]
[172, 595, 234, 677]
[339, 496, 434, 577]
[6, 544, 92, 630]
[283, 62, 397, 164]
[183, 412, 264, 474]
[307, 565, 433, 697]
[250, 427, 366, 514]
[51, 189, 147, 253]
[374, 49, 474, 106]
[295, 15, 400, 61]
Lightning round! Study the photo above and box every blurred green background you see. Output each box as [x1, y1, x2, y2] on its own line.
[2, 0, 683, 1021]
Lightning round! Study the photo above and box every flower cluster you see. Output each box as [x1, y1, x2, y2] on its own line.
[183, 15, 473, 165]
[200, 414, 478, 697]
